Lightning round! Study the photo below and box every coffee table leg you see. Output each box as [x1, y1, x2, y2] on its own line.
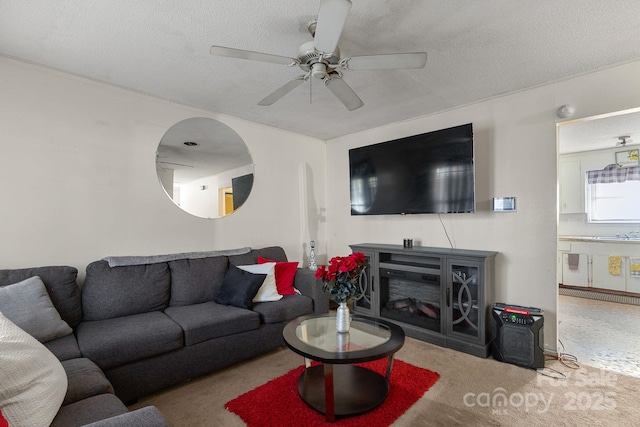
[324, 363, 335, 422]
[385, 354, 395, 380]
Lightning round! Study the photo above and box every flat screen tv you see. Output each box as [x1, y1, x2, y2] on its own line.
[349, 123, 475, 215]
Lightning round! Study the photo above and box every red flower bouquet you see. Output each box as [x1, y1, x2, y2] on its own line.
[315, 252, 368, 304]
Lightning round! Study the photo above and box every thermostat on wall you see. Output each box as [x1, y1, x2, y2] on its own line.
[492, 197, 517, 212]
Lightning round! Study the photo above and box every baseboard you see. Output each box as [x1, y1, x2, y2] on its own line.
[559, 285, 640, 306]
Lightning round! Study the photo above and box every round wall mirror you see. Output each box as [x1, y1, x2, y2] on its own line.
[156, 117, 254, 219]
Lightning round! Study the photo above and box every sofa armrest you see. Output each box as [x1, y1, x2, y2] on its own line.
[81, 406, 170, 427]
[293, 268, 329, 314]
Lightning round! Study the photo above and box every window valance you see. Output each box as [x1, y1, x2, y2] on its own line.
[587, 164, 640, 184]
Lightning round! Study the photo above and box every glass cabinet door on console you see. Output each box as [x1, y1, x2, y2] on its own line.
[445, 259, 491, 350]
[353, 251, 375, 316]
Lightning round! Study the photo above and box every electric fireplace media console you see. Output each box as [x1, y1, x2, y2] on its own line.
[350, 243, 497, 358]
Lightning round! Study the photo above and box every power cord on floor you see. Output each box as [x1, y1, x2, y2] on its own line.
[536, 339, 580, 379]
[557, 339, 580, 369]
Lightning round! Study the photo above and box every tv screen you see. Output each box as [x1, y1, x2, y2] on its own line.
[349, 123, 475, 215]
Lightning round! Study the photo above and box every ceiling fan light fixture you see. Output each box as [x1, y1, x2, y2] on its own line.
[311, 63, 329, 79]
[617, 135, 631, 146]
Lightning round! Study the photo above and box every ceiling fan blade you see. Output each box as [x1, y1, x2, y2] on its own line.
[258, 76, 307, 106]
[343, 52, 428, 70]
[210, 45, 298, 66]
[325, 76, 363, 111]
[313, 0, 352, 54]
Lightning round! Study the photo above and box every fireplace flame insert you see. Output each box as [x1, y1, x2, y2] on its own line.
[379, 267, 442, 333]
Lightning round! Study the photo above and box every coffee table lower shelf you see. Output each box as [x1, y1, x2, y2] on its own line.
[298, 364, 389, 418]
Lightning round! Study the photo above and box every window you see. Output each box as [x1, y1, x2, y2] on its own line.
[587, 180, 640, 223]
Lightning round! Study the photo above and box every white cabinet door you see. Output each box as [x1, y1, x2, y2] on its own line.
[591, 254, 626, 291]
[627, 273, 640, 293]
[559, 161, 584, 214]
[561, 253, 590, 287]
[626, 258, 640, 293]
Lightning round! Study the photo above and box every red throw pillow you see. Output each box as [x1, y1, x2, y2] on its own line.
[1, 409, 8, 427]
[257, 256, 298, 295]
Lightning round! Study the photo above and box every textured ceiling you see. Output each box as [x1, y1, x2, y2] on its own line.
[559, 109, 640, 154]
[2, 0, 640, 140]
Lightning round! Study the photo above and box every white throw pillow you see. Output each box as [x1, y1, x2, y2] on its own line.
[0, 276, 72, 342]
[0, 310, 68, 427]
[238, 263, 282, 302]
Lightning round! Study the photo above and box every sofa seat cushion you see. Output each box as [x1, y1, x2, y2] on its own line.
[76, 312, 183, 370]
[51, 394, 128, 427]
[45, 333, 82, 361]
[82, 406, 170, 427]
[252, 294, 314, 324]
[62, 358, 114, 406]
[164, 302, 260, 346]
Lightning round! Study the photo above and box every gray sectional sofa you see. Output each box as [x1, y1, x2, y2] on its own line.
[0, 246, 328, 426]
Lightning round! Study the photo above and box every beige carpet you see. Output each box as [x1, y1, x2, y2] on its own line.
[130, 337, 639, 426]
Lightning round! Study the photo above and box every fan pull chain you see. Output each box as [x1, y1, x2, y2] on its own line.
[309, 77, 313, 105]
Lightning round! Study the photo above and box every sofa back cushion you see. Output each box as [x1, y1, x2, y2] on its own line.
[82, 261, 171, 321]
[228, 246, 288, 266]
[0, 266, 81, 328]
[168, 256, 229, 306]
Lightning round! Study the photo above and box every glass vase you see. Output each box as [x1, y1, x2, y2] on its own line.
[336, 302, 350, 333]
[336, 331, 350, 352]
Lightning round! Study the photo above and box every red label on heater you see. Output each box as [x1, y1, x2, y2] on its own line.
[504, 307, 530, 315]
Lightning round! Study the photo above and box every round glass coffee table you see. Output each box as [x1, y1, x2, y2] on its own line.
[283, 314, 405, 422]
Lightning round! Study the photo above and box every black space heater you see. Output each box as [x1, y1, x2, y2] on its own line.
[492, 303, 545, 369]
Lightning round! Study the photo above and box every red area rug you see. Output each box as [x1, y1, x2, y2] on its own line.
[225, 359, 440, 427]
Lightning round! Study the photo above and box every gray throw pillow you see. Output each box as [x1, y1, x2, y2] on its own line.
[0, 276, 73, 342]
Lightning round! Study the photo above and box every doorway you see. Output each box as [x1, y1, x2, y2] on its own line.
[557, 108, 640, 378]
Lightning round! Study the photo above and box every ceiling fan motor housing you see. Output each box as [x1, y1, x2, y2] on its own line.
[297, 40, 340, 76]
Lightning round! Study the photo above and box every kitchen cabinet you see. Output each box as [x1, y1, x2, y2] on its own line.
[559, 160, 584, 214]
[591, 254, 626, 291]
[558, 237, 640, 293]
[561, 253, 589, 287]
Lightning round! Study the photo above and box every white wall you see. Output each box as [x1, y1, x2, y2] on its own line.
[0, 57, 326, 278]
[4, 54, 640, 353]
[324, 60, 640, 353]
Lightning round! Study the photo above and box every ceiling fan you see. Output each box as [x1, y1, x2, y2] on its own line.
[209, 0, 427, 111]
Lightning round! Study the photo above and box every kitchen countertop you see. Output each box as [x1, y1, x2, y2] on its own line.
[559, 235, 640, 244]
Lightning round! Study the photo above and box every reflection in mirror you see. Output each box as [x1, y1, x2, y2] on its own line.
[156, 117, 254, 219]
